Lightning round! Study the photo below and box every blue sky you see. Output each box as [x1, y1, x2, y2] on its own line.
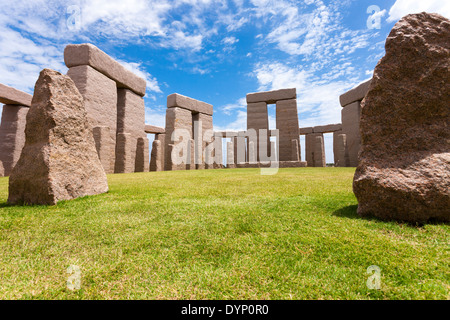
[1, 0, 449, 162]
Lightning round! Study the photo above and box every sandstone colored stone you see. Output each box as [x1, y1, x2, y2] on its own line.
[335, 133, 348, 167]
[341, 101, 361, 167]
[276, 99, 300, 161]
[150, 139, 163, 171]
[291, 139, 300, 162]
[0, 105, 28, 176]
[64, 43, 146, 96]
[0, 160, 3, 177]
[213, 134, 223, 167]
[145, 125, 165, 134]
[227, 141, 235, 168]
[67, 65, 117, 173]
[164, 107, 192, 171]
[92, 126, 111, 174]
[313, 123, 342, 133]
[247, 88, 296, 104]
[135, 137, 149, 172]
[305, 133, 322, 167]
[8, 69, 108, 205]
[353, 13, 450, 223]
[247, 102, 269, 162]
[117, 88, 146, 171]
[167, 93, 213, 115]
[299, 127, 313, 135]
[314, 135, 326, 167]
[155, 133, 165, 171]
[115, 133, 133, 173]
[0, 84, 32, 107]
[339, 79, 372, 107]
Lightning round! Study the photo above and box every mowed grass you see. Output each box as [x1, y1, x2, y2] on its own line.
[0, 168, 448, 300]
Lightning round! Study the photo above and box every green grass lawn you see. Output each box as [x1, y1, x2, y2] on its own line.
[0, 168, 448, 299]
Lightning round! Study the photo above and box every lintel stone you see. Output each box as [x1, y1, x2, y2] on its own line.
[313, 123, 343, 133]
[246, 88, 296, 104]
[145, 125, 165, 134]
[167, 93, 213, 115]
[0, 83, 32, 107]
[339, 79, 372, 107]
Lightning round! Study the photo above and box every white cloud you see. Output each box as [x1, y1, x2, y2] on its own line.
[117, 60, 161, 94]
[387, 0, 450, 22]
[220, 97, 247, 115]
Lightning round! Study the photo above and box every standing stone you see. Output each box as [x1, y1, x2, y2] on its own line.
[67, 65, 117, 173]
[115, 133, 132, 173]
[213, 134, 223, 168]
[276, 99, 300, 161]
[135, 137, 149, 172]
[0, 105, 29, 176]
[248, 141, 256, 164]
[164, 107, 192, 171]
[8, 69, 108, 205]
[150, 139, 162, 172]
[247, 102, 269, 161]
[305, 133, 322, 167]
[314, 135, 326, 167]
[0, 160, 4, 177]
[227, 141, 235, 168]
[353, 13, 450, 223]
[341, 101, 361, 166]
[291, 139, 300, 162]
[335, 134, 348, 167]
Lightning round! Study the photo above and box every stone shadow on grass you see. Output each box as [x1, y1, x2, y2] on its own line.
[332, 205, 359, 219]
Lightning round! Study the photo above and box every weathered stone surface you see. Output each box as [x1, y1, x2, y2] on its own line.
[339, 79, 372, 107]
[353, 13, 450, 223]
[8, 69, 108, 205]
[135, 137, 149, 172]
[247, 102, 269, 162]
[92, 126, 111, 174]
[150, 139, 163, 171]
[145, 125, 165, 134]
[67, 65, 117, 173]
[341, 101, 361, 167]
[313, 123, 342, 133]
[305, 133, 322, 167]
[299, 127, 313, 135]
[155, 133, 165, 171]
[117, 88, 146, 170]
[213, 134, 223, 167]
[64, 43, 146, 96]
[0, 84, 33, 107]
[276, 99, 300, 161]
[0, 105, 28, 176]
[335, 133, 348, 167]
[314, 135, 326, 167]
[164, 107, 192, 171]
[247, 88, 296, 104]
[291, 139, 300, 162]
[227, 141, 235, 168]
[115, 133, 133, 173]
[0, 160, 3, 177]
[167, 93, 213, 115]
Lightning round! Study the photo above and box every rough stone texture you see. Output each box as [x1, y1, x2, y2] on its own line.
[164, 107, 192, 171]
[247, 102, 269, 162]
[339, 79, 372, 107]
[247, 88, 296, 104]
[305, 133, 322, 167]
[353, 13, 450, 223]
[291, 139, 300, 162]
[196, 113, 214, 169]
[135, 137, 149, 172]
[150, 139, 162, 171]
[314, 135, 326, 167]
[276, 99, 300, 161]
[155, 133, 165, 171]
[0, 84, 33, 107]
[341, 101, 361, 167]
[335, 133, 348, 167]
[0, 160, 4, 177]
[313, 123, 342, 133]
[167, 93, 213, 115]
[64, 43, 146, 96]
[115, 133, 132, 173]
[67, 65, 117, 173]
[213, 134, 223, 168]
[92, 126, 111, 174]
[227, 141, 235, 168]
[145, 125, 165, 134]
[0, 105, 29, 176]
[8, 69, 108, 205]
[117, 88, 146, 171]
[299, 127, 313, 135]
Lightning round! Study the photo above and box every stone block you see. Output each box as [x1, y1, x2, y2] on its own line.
[339, 79, 372, 107]
[67, 65, 117, 173]
[150, 139, 162, 172]
[314, 135, 326, 167]
[145, 125, 165, 134]
[341, 101, 361, 167]
[0, 105, 28, 176]
[276, 99, 300, 161]
[115, 133, 133, 173]
[0, 84, 32, 107]
[167, 93, 213, 115]
[247, 88, 296, 104]
[313, 123, 343, 133]
[92, 126, 111, 173]
[164, 107, 192, 171]
[135, 137, 149, 172]
[64, 43, 146, 96]
[299, 127, 313, 135]
[334, 133, 348, 167]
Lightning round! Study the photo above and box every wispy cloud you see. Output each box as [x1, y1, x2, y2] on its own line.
[387, 0, 450, 22]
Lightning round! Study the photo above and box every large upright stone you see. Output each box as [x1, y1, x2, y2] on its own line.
[67, 65, 117, 173]
[353, 13, 450, 223]
[0, 105, 29, 176]
[150, 139, 163, 171]
[0, 161, 4, 177]
[341, 101, 361, 166]
[165, 107, 192, 171]
[247, 102, 269, 162]
[8, 69, 108, 205]
[276, 99, 300, 161]
[314, 135, 326, 167]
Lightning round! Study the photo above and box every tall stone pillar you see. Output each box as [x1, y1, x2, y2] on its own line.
[150, 139, 163, 172]
[0, 105, 28, 176]
[115, 133, 133, 173]
[135, 137, 149, 172]
[227, 141, 235, 168]
[314, 135, 326, 167]
[164, 107, 192, 171]
[341, 102, 361, 167]
[93, 126, 111, 174]
[247, 102, 269, 161]
[335, 134, 348, 167]
[276, 99, 300, 161]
